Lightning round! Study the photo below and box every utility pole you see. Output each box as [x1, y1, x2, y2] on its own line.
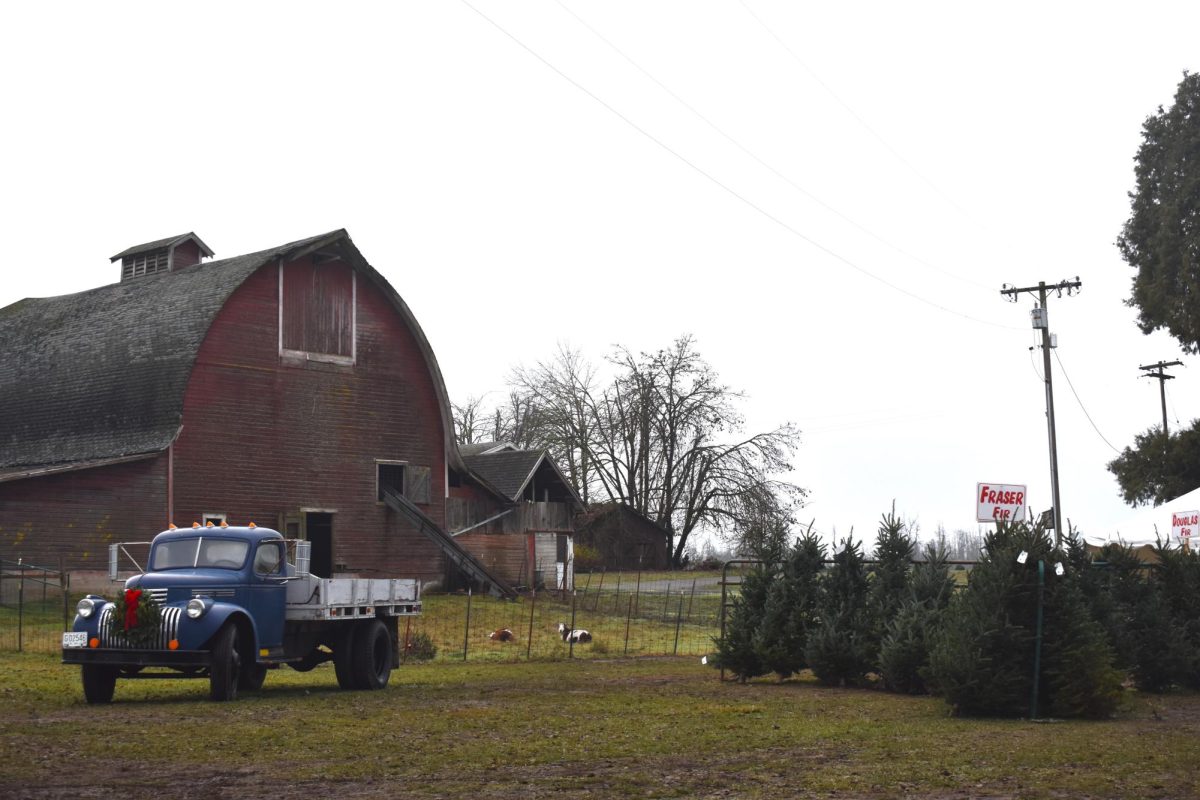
[1000, 278, 1081, 546]
[1138, 360, 1182, 435]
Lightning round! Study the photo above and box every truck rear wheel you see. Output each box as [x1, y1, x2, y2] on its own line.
[352, 619, 393, 691]
[81, 664, 118, 704]
[333, 625, 358, 690]
[209, 624, 240, 702]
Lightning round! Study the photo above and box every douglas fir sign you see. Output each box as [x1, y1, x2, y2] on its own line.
[976, 483, 1026, 523]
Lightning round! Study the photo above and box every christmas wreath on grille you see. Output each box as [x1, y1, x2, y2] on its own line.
[103, 587, 163, 647]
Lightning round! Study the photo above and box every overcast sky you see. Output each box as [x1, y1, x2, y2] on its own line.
[2, 1, 1197, 548]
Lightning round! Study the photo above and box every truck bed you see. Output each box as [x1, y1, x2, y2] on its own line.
[286, 576, 421, 621]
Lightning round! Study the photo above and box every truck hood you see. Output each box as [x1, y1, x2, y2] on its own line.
[126, 570, 243, 592]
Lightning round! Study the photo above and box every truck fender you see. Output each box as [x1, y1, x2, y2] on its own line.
[200, 603, 259, 656]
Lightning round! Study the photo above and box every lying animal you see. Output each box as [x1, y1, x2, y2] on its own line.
[488, 627, 516, 642]
[557, 622, 592, 644]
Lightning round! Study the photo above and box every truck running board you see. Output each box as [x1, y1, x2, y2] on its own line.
[380, 487, 517, 600]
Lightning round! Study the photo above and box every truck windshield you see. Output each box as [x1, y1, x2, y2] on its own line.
[150, 538, 250, 570]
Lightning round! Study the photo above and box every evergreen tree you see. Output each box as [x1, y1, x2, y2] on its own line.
[1149, 542, 1200, 688]
[868, 507, 916, 659]
[753, 530, 826, 678]
[879, 542, 954, 694]
[806, 537, 872, 686]
[928, 521, 1123, 717]
[711, 565, 773, 682]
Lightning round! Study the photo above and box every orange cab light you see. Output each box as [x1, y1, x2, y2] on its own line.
[89, 637, 100, 648]
[192, 522, 201, 529]
[248, 522, 256, 529]
[168, 639, 180, 651]
[220, 520, 228, 529]
[206, 521, 214, 528]
[168, 523, 177, 530]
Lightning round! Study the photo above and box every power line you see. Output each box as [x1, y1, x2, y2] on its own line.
[461, 0, 1021, 332]
[555, 0, 992, 294]
[735, 0, 980, 227]
[1053, 350, 1121, 455]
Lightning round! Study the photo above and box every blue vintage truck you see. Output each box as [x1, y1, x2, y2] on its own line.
[62, 523, 421, 703]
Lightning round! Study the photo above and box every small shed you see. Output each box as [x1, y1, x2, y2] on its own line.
[574, 503, 671, 571]
[451, 442, 584, 590]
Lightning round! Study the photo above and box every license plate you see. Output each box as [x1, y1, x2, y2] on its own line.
[62, 631, 88, 648]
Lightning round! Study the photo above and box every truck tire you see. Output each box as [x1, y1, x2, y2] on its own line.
[333, 625, 358, 690]
[81, 664, 118, 704]
[209, 624, 240, 702]
[239, 662, 267, 692]
[351, 618, 393, 691]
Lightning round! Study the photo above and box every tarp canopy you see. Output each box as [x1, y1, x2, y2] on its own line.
[1082, 486, 1200, 547]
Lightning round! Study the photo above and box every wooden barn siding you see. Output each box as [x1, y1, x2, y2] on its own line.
[173, 240, 204, 270]
[454, 531, 528, 587]
[171, 258, 448, 585]
[0, 455, 168, 570]
[576, 512, 670, 570]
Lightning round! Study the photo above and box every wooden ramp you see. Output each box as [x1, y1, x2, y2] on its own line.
[380, 487, 516, 599]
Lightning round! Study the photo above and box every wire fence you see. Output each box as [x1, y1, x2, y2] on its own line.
[0, 562, 740, 662]
[0, 559, 73, 654]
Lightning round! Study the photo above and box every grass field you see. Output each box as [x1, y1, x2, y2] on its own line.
[2, 651, 1197, 799]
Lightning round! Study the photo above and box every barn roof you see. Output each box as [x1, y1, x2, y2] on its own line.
[458, 441, 517, 457]
[462, 448, 584, 510]
[577, 502, 671, 536]
[0, 229, 467, 479]
[110, 232, 214, 261]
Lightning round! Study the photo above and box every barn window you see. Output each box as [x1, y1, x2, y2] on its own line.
[279, 259, 356, 365]
[376, 461, 432, 505]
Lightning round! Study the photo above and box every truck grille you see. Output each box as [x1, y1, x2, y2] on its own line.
[98, 603, 182, 649]
[145, 588, 168, 605]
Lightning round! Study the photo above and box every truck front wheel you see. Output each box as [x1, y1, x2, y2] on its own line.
[209, 624, 240, 701]
[81, 664, 118, 704]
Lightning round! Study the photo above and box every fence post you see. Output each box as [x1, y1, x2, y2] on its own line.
[568, 590, 578, 659]
[61, 557, 70, 632]
[613, 572, 622, 614]
[401, 616, 412, 664]
[526, 590, 537, 661]
[592, 568, 606, 611]
[686, 577, 697, 622]
[18, 563, 25, 653]
[634, 569, 642, 617]
[462, 588, 473, 662]
[673, 592, 685, 655]
[663, 579, 673, 621]
[623, 594, 633, 656]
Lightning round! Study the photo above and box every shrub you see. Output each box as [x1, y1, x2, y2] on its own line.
[404, 632, 438, 662]
[572, 544, 603, 573]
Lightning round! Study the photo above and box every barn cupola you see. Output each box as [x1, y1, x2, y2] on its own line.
[110, 232, 215, 282]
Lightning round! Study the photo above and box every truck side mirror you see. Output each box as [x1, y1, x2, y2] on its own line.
[292, 540, 312, 577]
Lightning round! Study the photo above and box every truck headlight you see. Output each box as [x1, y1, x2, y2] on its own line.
[76, 597, 97, 619]
[186, 598, 209, 619]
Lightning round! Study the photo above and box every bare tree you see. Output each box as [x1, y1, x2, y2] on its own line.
[509, 345, 600, 504]
[451, 395, 488, 445]
[501, 335, 803, 564]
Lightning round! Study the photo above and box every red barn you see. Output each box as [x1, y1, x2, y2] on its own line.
[0, 230, 566, 594]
